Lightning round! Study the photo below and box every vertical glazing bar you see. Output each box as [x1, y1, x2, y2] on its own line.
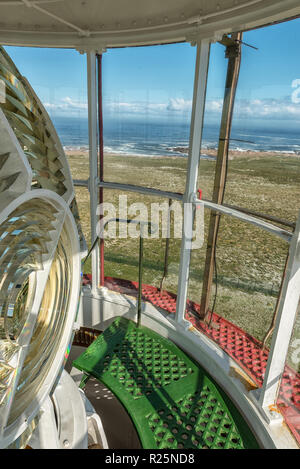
[138, 232, 144, 327]
[87, 51, 100, 293]
[97, 53, 105, 287]
[175, 39, 210, 327]
[200, 32, 242, 320]
[160, 198, 172, 292]
[258, 211, 300, 411]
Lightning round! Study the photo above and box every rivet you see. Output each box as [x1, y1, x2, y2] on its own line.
[63, 439, 70, 448]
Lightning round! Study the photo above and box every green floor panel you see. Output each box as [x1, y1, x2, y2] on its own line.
[73, 316, 259, 449]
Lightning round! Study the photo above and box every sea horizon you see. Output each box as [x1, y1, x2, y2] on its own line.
[52, 115, 300, 158]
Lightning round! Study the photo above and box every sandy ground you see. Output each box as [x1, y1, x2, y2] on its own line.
[65, 148, 300, 160]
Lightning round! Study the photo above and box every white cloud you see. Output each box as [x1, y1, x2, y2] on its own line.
[166, 98, 192, 112]
[104, 98, 192, 115]
[44, 96, 88, 115]
[234, 97, 300, 120]
[44, 96, 193, 117]
[205, 96, 300, 121]
[205, 99, 223, 113]
[43, 94, 300, 122]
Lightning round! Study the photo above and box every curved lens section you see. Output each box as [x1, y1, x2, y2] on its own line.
[0, 46, 85, 252]
[8, 225, 73, 425]
[0, 46, 67, 197]
[0, 198, 73, 430]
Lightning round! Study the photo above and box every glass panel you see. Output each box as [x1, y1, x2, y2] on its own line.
[102, 43, 195, 193]
[228, 19, 300, 225]
[219, 20, 300, 343]
[97, 42, 197, 304]
[187, 41, 227, 313]
[101, 190, 181, 303]
[187, 20, 300, 386]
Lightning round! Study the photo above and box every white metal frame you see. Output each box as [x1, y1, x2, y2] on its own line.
[190, 200, 300, 422]
[28, 370, 89, 449]
[175, 39, 210, 328]
[0, 190, 81, 449]
[0, 1, 300, 49]
[87, 50, 100, 294]
[83, 35, 300, 432]
[257, 212, 300, 417]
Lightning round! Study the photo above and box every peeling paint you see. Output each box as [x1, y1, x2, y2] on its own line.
[229, 366, 258, 392]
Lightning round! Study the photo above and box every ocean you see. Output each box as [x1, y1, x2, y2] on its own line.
[52, 116, 300, 158]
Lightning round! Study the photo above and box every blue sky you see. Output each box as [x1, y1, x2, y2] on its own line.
[4, 16, 300, 128]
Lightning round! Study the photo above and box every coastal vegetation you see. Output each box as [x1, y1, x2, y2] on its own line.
[68, 150, 300, 348]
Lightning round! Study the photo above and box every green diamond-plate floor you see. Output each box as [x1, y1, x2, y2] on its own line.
[73, 317, 259, 449]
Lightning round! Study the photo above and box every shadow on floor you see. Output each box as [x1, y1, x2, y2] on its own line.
[65, 345, 141, 449]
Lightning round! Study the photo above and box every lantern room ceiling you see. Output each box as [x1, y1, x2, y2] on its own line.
[0, 0, 299, 48]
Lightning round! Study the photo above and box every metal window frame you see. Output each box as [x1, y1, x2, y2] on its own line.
[175, 39, 210, 328]
[86, 50, 100, 294]
[85, 39, 300, 423]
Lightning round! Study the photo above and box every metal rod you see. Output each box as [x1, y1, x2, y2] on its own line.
[138, 233, 144, 327]
[98, 180, 183, 201]
[175, 39, 210, 327]
[199, 32, 243, 320]
[236, 40, 258, 50]
[221, 202, 296, 230]
[87, 50, 100, 293]
[261, 253, 290, 349]
[258, 211, 300, 409]
[73, 179, 88, 187]
[193, 197, 292, 243]
[74, 179, 296, 231]
[97, 52, 105, 286]
[83, 217, 157, 328]
[159, 198, 172, 293]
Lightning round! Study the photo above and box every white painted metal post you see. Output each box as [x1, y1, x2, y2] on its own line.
[258, 210, 300, 412]
[175, 39, 210, 327]
[87, 50, 100, 293]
